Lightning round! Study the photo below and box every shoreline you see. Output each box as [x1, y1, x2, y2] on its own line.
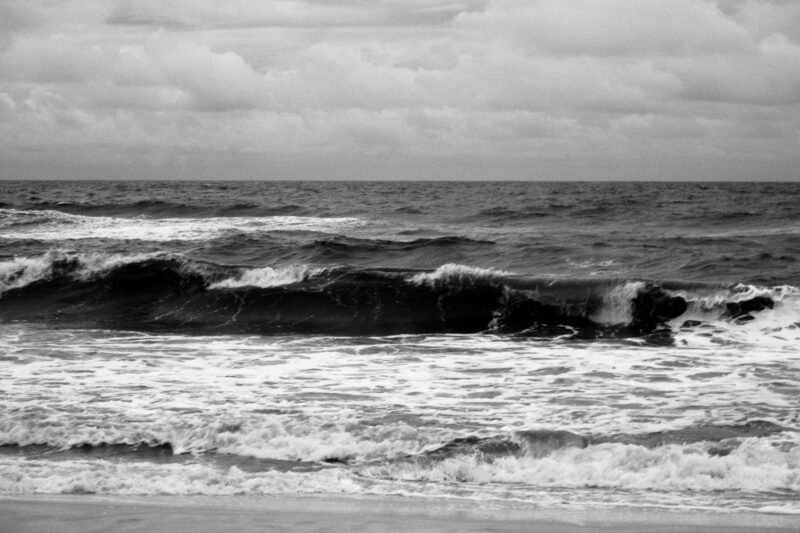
[1, 494, 798, 533]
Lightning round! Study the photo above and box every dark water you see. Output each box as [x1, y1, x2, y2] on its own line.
[1, 180, 799, 512]
[1, 181, 798, 337]
[3, 180, 798, 283]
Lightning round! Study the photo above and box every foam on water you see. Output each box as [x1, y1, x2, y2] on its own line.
[3, 332, 593, 443]
[671, 286, 800, 350]
[0, 208, 364, 242]
[0, 328, 798, 511]
[210, 265, 328, 289]
[1, 436, 798, 512]
[0, 457, 361, 496]
[0, 416, 436, 463]
[0, 255, 59, 296]
[2, 251, 327, 297]
[0, 250, 161, 296]
[590, 281, 644, 325]
[363, 435, 800, 492]
[2, 326, 798, 456]
[409, 263, 512, 285]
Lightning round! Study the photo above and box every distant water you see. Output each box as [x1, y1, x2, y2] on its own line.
[1, 181, 798, 514]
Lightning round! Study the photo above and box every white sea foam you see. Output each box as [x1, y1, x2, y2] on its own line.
[0, 458, 361, 496]
[409, 264, 512, 285]
[361, 436, 800, 493]
[0, 255, 54, 296]
[2, 436, 798, 511]
[2, 327, 797, 456]
[0, 208, 364, 242]
[210, 265, 327, 289]
[0, 251, 334, 296]
[0, 250, 162, 296]
[670, 283, 798, 311]
[589, 281, 644, 325]
[671, 286, 800, 349]
[1, 325, 798, 510]
[0, 416, 436, 463]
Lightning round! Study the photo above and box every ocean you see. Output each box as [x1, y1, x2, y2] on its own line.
[0, 180, 798, 515]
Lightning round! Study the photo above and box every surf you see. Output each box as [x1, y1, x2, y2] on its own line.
[0, 252, 794, 340]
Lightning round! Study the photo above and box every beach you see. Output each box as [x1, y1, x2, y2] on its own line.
[3, 495, 799, 533]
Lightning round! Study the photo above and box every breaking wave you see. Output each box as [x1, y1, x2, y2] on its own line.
[0, 253, 796, 338]
[363, 435, 800, 494]
[1, 422, 797, 502]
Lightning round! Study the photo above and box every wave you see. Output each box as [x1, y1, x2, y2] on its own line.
[362, 434, 800, 494]
[420, 421, 790, 463]
[3, 417, 792, 468]
[0, 253, 796, 338]
[0, 411, 437, 463]
[209, 264, 327, 289]
[2, 423, 797, 500]
[187, 233, 495, 271]
[306, 235, 493, 255]
[356, 423, 800, 498]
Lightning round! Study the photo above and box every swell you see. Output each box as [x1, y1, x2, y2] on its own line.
[306, 235, 493, 253]
[0, 254, 791, 337]
[472, 206, 551, 222]
[179, 232, 498, 272]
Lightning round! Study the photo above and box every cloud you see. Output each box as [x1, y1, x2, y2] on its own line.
[1, 31, 269, 112]
[729, 0, 800, 42]
[143, 35, 267, 111]
[21, 88, 95, 129]
[668, 33, 800, 105]
[1, 34, 106, 84]
[455, 0, 753, 57]
[106, 0, 486, 29]
[0, 92, 16, 121]
[0, 0, 799, 180]
[0, 1, 41, 49]
[0, 1, 39, 32]
[445, 0, 800, 110]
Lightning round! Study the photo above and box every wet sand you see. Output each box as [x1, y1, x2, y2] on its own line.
[1, 495, 798, 533]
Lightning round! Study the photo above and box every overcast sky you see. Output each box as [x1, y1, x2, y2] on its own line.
[1, 0, 799, 180]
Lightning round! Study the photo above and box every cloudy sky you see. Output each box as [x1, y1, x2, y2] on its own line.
[1, 0, 799, 180]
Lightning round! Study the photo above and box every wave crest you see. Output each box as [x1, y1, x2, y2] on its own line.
[409, 264, 512, 286]
[210, 265, 327, 289]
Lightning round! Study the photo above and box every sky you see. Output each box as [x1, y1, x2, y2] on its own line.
[0, 0, 799, 180]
